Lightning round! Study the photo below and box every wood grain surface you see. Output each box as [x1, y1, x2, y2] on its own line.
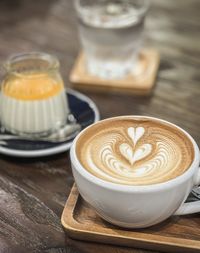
[0, 0, 200, 253]
[62, 185, 200, 253]
[70, 49, 160, 95]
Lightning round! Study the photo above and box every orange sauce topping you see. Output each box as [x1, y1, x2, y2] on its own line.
[2, 72, 64, 100]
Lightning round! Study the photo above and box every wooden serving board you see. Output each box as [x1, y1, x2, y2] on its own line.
[61, 184, 200, 253]
[69, 49, 160, 95]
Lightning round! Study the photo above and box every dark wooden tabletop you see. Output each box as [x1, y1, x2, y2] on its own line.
[0, 0, 199, 252]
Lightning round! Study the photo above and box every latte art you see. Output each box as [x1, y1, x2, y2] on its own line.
[76, 117, 194, 185]
[118, 127, 152, 165]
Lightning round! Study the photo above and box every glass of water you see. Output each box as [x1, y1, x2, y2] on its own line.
[74, 0, 149, 80]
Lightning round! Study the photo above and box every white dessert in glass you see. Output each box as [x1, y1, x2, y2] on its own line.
[0, 52, 69, 136]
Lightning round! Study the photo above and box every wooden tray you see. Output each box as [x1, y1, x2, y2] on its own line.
[61, 184, 200, 253]
[69, 49, 160, 95]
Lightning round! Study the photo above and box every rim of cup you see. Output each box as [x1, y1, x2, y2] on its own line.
[74, 0, 150, 24]
[70, 116, 200, 192]
[4, 52, 59, 77]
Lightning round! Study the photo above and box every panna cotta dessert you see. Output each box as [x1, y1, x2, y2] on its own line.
[0, 53, 69, 136]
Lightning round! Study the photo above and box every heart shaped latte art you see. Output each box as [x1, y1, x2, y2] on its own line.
[119, 143, 152, 165]
[128, 127, 145, 146]
[77, 119, 193, 185]
[119, 127, 152, 165]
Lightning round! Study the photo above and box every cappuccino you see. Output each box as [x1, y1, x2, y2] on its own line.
[76, 117, 194, 185]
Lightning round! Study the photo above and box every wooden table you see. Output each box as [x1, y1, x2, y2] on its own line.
[0, 0, 199, 252]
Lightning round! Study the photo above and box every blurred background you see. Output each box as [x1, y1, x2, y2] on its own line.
[0, 0, 199, 134]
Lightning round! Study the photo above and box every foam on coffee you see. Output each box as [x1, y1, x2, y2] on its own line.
[76, 117, 194, 185]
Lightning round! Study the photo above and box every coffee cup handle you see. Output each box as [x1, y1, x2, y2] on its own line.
[174, 167, 200, 215]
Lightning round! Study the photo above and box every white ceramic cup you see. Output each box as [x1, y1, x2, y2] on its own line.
[70, 116, 200, 228]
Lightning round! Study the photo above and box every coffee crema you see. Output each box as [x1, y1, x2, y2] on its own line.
[76, 117, 194, 185]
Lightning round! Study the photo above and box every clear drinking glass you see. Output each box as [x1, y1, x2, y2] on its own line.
[74, 0, 149, 79]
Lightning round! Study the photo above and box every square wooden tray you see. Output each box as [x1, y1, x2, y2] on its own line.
[69, 49, 160, 95]
[61, 184, 200, 253]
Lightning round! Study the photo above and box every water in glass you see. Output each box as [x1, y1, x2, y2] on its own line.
[76, 0, 149, 79]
